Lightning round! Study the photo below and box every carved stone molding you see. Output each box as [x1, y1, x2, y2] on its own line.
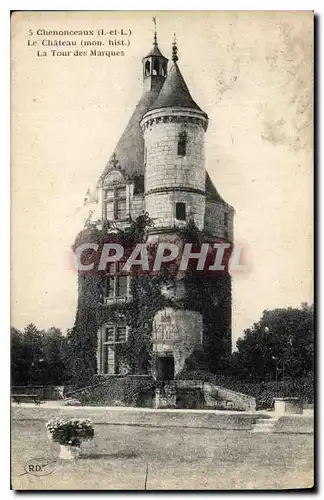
[141, 114, 207, 131]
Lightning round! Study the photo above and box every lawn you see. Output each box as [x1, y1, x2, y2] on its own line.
[11, 420, 314, 490]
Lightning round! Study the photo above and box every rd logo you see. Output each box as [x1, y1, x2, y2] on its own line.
[24, 457, 56, 476]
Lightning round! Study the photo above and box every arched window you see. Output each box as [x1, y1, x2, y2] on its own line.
[145, 60, 150, 76]
[162, 62, 167, 76]
[153, 59, 159, 75]
[177, 131, 187, 157]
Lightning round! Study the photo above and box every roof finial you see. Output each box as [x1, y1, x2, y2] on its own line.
[172, 32, 178, 62]
[152, 16, 157, 46]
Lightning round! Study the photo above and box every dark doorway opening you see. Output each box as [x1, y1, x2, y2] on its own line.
[157, 356, 174, 381]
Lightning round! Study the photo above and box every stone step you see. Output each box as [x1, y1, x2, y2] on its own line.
[258, 418, 279, 424]
[250, 417, 278, 433]
[250, 427, 274, 433]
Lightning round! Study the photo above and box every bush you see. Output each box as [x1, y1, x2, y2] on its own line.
[177, 370, 314, 410]
[69, 376, 157, 407]
[123, 377, 156, 406]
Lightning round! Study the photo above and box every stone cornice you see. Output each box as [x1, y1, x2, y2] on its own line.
[140, 107, 208, 131]
[145, 186, 206, 197]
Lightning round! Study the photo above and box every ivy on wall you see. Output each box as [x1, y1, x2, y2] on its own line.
[67, 216, 232, 386]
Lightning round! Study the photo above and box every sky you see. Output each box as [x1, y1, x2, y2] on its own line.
[11, 11, 313, 345]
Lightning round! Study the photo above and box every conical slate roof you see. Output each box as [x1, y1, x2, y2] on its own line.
[147, 62, 206, 114]
[205, 173, 228, 204]
[98, 55, 225, 204]
[143, 43, 167, 59]
[98, 88, 160, 184]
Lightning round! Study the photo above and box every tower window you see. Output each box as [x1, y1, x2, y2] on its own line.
[144, 60, 150, 76]
[177, 131, 187, 157]
[176, 202, 186, 221]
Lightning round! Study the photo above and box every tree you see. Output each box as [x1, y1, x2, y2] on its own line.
[11, 327, 26, 385]
[24, 323, 46, 384]
[41, 327, 68, 385]
[11, 323, 68, 386]
[233, 304, 314, 382]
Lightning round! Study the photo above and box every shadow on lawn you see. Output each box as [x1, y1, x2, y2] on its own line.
[79, 451, 139, 460]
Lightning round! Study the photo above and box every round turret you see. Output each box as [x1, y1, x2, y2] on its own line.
[141, 43, 208, 234]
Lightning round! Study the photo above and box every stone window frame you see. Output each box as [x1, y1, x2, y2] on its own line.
[103, 184, 127, 221]
[175, 202, 186, 221]
[177, 131, 187, 157]
[103, 262, 129, 303]
[101, 322, 129, 375]
[102, 322, 128, 345]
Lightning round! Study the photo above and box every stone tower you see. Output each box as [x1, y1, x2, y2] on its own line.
[140, 40, 209, 378]
[141, 40, 208, 234]
[74, 30, 234, 382]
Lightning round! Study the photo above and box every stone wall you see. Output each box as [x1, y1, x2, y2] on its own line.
[144, 121, 205, 192]
[203, 384, 256, 412]
[145, 191, 205, 230]
[11, 386, 65, 400]
[204, 200, 234, 241]
[12, 405, 260, 429]
[143, 111, 206, 231]
[130, 194, 145, 219]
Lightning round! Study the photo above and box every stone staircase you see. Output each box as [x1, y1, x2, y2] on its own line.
[155, 382, 177, 408]
[251, 415, 279, 433]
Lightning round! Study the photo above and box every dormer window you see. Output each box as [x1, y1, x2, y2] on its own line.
[176, 202, 186, 221]
[178, 131, 187, 157]
[103, 185, 127, 220]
